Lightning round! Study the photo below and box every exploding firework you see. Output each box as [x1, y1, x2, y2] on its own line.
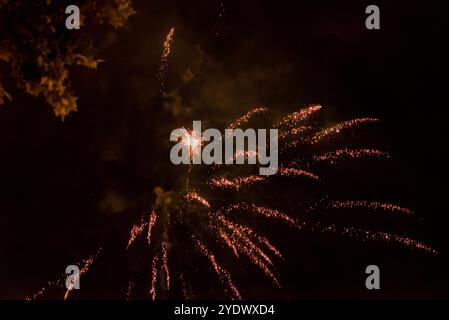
[29, 107, 437, 301]
[117, 104, 436, 300]
[28, 24, 437, 301]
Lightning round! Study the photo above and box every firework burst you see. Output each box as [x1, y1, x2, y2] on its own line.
[29, 24, 436, 301]
[118, 104, 436, 300]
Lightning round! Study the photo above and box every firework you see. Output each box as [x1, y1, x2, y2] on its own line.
[29, 104, 437, 300]
[313, 148, 389, 163]
[228, 107, 268, 129]
[126, 278, 135, 300]
[309, 118, 380, 144]
[185, 191, 211, 208]
[173, 127, 203, 159]
[127, 217, 148, 249]
[29, 31, 437, 301]
[193, 235, 241, 300]
[277, 167, 320, 180]
[222, 203, 296, 225]
[148, 210, 159, 245]
[327, 200, 413, 216]
[64, 252, 98, 301]
[149, 255, 159, 300]
[213, 214, 281, 287]
[276, 104, 321, 127]
[209, 176, 266, 190]
[27, 247, 102, 300]
[159, 27, 175, 94]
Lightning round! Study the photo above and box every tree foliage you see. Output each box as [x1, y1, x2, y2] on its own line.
[0, 0, 135, 119]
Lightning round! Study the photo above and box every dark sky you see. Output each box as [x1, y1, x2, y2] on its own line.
[0, 0, 448, 299]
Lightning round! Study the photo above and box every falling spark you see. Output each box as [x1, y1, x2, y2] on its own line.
[217, 226, 240, 257]
[276, 105, 322, 127]
[260, 237, 282, 258]
[179, 274, 190, 300]
[27, 248, 102, 300]
[30, 31, 438, 300]
[148, 210, 158, 245]
[161, 241, 171, 290]
[278, 167, 320, 180]
[340, 227, 437, 254]
[313, 148, 389, 163]
[309, 118, 380, 143]
[193, 236, 241, 299]
[289, 219, 436, 254]
[27, 279, 64, 301]
[215, 214, 281, 286]
[209, 176, 266, 190]
[159, 27, 175, 94]
[209, 168, 318, 191]
[64, 247, 102, 300]
[279, 125, 312, 139]
[126, 279, 135, 300]
[127, 218, 148, 249]
[228, 107, 268, 129]
[223, 203, 296, 225]
[327, 200, 413, 216]
[34, 106, 436, 300]
[226, 150, 259, 164]
[150, 255, 159, 300]
[185, 191, 211, 208]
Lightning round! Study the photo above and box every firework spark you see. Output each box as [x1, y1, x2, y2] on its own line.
[149, 255, 159, 301]
[64, 248, 101, 300]
[228, 107, 268, 129]
[148, 210, 158, 245]
[159, 27, 175, 94]
[309, 118, 380, 143]
[214, 214, 281, 286]
[127, 218, 148, 249]
[30, 105, 437, 300]
[327, 200, 413, 216]
[161, 241, 171, 291]
[126, 278, 135, 300]
[340, 227, 437, 254]
[27, 247, 102, 300]
[313, 148, 389, 163]
[276, 104, 322, 127]
[30, 44, 438, 299]
[279, 125, 312, 139]
[277, 167, 320, 180]
[208, 167, 319, 191]
[185, 191, 211, 208]
[223, 203, 296, 225]
[179, 273, 191, 300]
[193, 235, 241, 300]
[209, 176, 266, 190]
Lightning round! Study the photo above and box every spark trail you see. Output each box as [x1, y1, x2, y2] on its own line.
[158, 27, 175, 94]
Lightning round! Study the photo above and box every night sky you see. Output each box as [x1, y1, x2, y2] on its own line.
[1, 0, 449, 299]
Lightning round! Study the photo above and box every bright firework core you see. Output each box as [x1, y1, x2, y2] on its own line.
[180, 128, 202, 158]
[170, 121, 279, 175]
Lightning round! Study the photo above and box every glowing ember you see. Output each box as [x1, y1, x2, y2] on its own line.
[276, 105, 322, 127]
[313, 148, 389, 163]
[159, 27, 175, 94]
[185, 191, 211, 208]
[193, 235, 241, 300]
[328, 200, 413, 216]
[228, 107, 268, 129]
